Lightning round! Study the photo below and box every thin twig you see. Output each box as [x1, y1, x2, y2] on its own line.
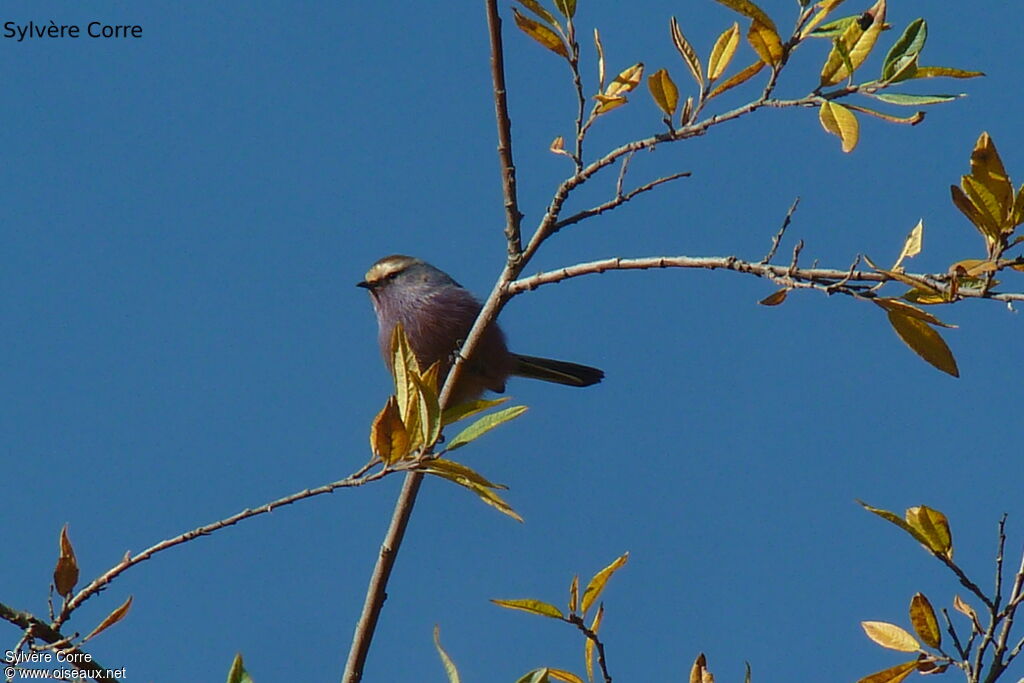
[761, 197, 800, 264]
[58, 458, 384, 626]
[551, 172, 691, 234]
[0, 601, 114, 680]
[485, 0, 523, 261]
[568, 614, 612, 683]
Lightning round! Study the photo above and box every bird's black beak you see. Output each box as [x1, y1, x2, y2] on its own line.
[356, 280, 373, 289]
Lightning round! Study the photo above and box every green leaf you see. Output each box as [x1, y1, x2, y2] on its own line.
[870, 92, 961, 105]
[445, 405, 528, 452]
[227, 653, 255, 683]
[433, 625, 462, 683]
[581, 553, 629, 614]
[809, 14, 862, 38]
[882, 18, 926, 81]
[492, 598, 565, 619]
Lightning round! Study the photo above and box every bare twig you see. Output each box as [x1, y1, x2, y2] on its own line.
[508, 254, 1024, 305]
[0, 601, 113, 680]
[551, 171, 691, 234]
[762, 197, 800, 264]
[485, 0, 523, 261]
[568, 614, 613, 683]
[57, 458, 384, 627]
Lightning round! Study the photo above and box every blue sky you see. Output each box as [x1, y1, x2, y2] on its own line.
[3, 1, 1023, 681]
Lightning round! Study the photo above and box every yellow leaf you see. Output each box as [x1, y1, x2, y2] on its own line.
[648, 68, 680, 118]
[441, 396, 510, 427]
[82, 595, 133, 644]
[690, 653, 708, 683]
[550, 136, 567, 155]
[855, 660, 920, 683]
[758, 288, 789, 306]
[1012, 182, 1024, 227]
[950, 259, 999, 277]
[438, 475, 523, 522]
[491, 598, 565, 619]
[861, 621, 921, 652]
[909, 593, 941, 649]
[594, 95, 627, 115]
[390, 322, 419, 417]
[872, 298, 955, 328]
[594, 29, 606, 91]
[581, 552, 629, 614]
[422, 458, 508, 490]
[707, 60, 764, 99]
[433, 625, 462, 683]
[863, 255, 943, 294]
[818, 101, 859, 153]
[371, 395, 411, 463]
[962, 175, 1007, 235]
[712, 0, 777, 31]
[605, 62, 645, 97]
[843, 104, 925, 125]
[800, 0, 848, 38]
[708, 23, 740, 82]
[515, 0, 560, 29]
[585, 603, 604, 683]
[547, 670, 585, 683]
[970, 132, 1013, 223]
[670, 17, 704, 87]
[886, 310, 959, 377]
[820, 0, 886, 85]
[569, 575, 579, 614]
[951, 185, 1000, 244]
[747, 19, 784, 66]
[905, 505, 953, 558]
[512, 8, 569, 58]
[53, 523, 79, 598]
[681, 96, 694, 125]
[953, 595, 979, 625]
[902, 288, 947, 305]
[893, 219, 923, 268]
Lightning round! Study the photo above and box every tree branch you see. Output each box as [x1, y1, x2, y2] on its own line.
[485, 0, 523, 261]
[507, 254, 1024, 305]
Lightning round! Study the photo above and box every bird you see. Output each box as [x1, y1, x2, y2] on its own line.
[358, 255, 604, 405]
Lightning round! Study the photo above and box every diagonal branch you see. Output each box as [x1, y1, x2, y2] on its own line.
[551, 171, 691, 234]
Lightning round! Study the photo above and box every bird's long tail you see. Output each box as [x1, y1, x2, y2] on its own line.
[512, 354, 604, 387]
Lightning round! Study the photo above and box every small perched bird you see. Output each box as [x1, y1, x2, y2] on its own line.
[358, 255, 604, 404]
